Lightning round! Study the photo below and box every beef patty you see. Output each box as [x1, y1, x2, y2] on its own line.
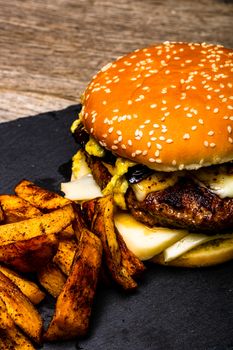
[86, 155, 233, 234]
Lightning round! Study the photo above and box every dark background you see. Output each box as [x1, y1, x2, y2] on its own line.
[0, 105, 232, 350]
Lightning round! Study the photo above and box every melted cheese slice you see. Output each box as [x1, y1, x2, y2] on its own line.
[61, 174, 103, 201]
[114, 213, 232, 262]
[131, 172, 179, 202]
[61, 149, 102, 201]
[164, 232, 233, 262]
[114, 213, 188, 260]
[192, 165, 233, 198]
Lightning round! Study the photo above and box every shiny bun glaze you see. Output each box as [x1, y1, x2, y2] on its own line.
[81, 42, 233, 171]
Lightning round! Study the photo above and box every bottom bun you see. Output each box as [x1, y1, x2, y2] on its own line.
[151, 237, 233, 268]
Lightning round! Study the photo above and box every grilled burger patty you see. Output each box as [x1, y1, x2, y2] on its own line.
[86, 155, 233, 234]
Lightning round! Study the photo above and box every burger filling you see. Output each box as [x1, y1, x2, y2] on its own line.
[61, 121, 233, 262]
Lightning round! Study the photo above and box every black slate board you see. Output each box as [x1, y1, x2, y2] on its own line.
[0, 105, 233, 350]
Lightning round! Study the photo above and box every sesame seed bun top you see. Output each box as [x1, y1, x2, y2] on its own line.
[81, 42, 233, 171]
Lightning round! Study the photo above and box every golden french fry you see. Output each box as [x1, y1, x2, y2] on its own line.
[0, 204, 75, 245]
[0, 271, 43, 344]
[85, 196, 138, 290]
[0, 234, 58, 273]
[0, 297, 36, 349]
[15, 179, 71, 211]
[37, 262, 66, 298]
[53, 238, 77, 275]
[0, 265, 45, 304]
[44, 219, 102, 341]
[0, 194, 42, 223]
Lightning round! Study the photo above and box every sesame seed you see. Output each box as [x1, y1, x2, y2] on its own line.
[155, 150, 160, 157]
[147, 142, 152, 148]
[228, 106, 233, 110]
[156, 143, 162, 150]
[183, 133, 190, 139]
[228, 137, 233, 143]
[150, 104, 157, 109]
[166, 139, 173, 143]
[208, 130, 215, 136]
[172, 160, 177, 166]
[128, 140, 132, 146]
[178, 164, 185, 170]
[210, 143, 216, 148]
[227, 126, 232, 133]
[198, 119, 204, 125]
[153, 124, 159, 128]
[155, 159, 162, 163]
[149, 158, 156, 162]
[191, 125, 197, 130]
[175, 105, 181, 109]
[186, 113, 193, 118]
[204, 141, 209, 147]
[213, 108, 219, 113]
[128, 100, 133, 105]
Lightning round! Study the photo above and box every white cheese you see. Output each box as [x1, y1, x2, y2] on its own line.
[131, 172, 180, 201]
[192, 165, 233, 198]
[114, 213, 188, 260]
[163, 232, 233, 262]
[61, 174, 103, 201]
[61, 149, 102, 201]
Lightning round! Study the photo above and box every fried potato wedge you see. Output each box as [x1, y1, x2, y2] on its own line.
[0, 194, 42, 223]
[85, 196, 138, 290]
[60, 224, 75, 239]
[15, 180, 71, 211]
[0, 297, 36, 349]
[116, 231, 145, 278]
[0, 205, 4, 223]
[0, 204, 75, 245]
[44, 216, 102, 341]
[0, 233, 58, 273]
[53, 238, 77, 276]
[0, 265, 45, 304]
[0, 271, 43, 344]
[37, 262, 66, 298]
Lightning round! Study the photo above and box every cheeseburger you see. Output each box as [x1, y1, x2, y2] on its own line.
[62, 42, 233, 267]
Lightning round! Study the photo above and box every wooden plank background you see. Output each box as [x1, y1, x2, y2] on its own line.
[0, 0, 232, 122]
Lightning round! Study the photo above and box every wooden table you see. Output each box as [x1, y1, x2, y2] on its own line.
[0, 0, 232, 122]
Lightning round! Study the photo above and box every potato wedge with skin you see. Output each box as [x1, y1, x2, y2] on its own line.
[86, 196, 138, 290]
[0, 297, 36, 349]
[53, 238, 78, 275]
[15, 179, 71, 211]
[44, 220, 102, 341]
[0, 271, 43, 344]
[0, 204, 75, 245]
[0, 233, 58, 273]
[60, 224, 75, 239]
[116, 231, 145, 278]
[0, 194, 42, 223]
[37, 262, 66, 298]
[0, 265, 45, 304]
[0, 205, 4, 223]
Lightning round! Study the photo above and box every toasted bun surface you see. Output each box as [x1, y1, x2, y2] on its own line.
[151, 238, 233, 267]
[81, 42, 233, 171]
